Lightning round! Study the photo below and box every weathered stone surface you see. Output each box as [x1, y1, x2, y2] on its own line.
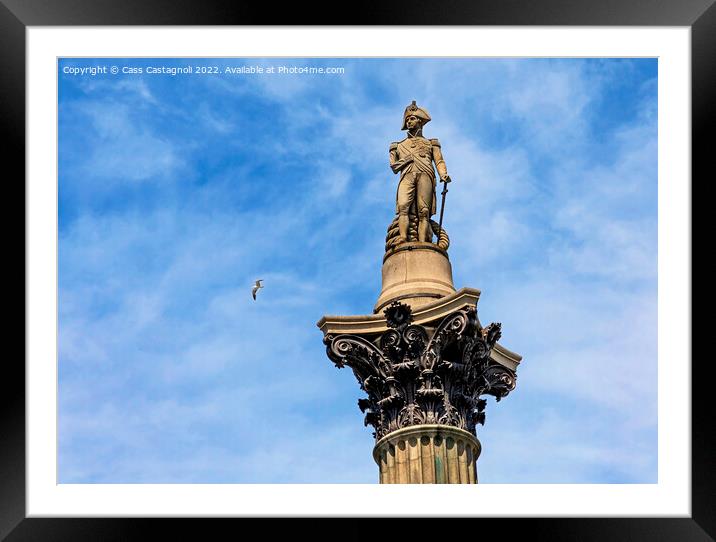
[373, 425, 480, 484]
[375, 242, 456, 313]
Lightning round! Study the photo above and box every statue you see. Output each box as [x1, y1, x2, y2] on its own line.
[387, 101, 451, 250]
[318, 99, 523, 485]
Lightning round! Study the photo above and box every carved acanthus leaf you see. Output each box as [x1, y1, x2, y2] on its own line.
[324, 302, 516, 440]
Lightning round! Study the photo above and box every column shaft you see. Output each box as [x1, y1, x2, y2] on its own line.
[373, 425, 481, 484]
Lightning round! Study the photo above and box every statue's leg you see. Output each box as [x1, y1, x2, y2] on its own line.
[416, 173, 434, 242]
[397, 175, 416, 242]
[398, 214, 409, 243]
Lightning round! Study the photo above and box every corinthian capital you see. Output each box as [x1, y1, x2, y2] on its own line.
[324, 302, 517, 440]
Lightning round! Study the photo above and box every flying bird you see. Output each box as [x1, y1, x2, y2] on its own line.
[251, 279, 264, 300]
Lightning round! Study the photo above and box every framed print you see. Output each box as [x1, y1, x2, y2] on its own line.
[6, 0, 712, 539]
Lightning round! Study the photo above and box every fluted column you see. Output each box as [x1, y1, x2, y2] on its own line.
[373, 425, 481, 484]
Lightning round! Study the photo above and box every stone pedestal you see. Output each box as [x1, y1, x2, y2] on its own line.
[373, 425, 481, 484]
[374, 242, 456, 313]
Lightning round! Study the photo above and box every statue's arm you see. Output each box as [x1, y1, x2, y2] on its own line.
[431, 139, 450, 181]
[389, 143, 412, 174]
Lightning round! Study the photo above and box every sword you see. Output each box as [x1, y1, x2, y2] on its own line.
[436, 175, 451, 245]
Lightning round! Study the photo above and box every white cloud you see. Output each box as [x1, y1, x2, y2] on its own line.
[478, 404, 656, 483]
[63, 100, 180, 183]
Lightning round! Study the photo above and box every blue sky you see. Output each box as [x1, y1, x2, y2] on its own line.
[58, 57, 657, 483]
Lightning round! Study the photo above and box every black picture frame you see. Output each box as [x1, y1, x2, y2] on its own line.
[5, 1, 710, 539]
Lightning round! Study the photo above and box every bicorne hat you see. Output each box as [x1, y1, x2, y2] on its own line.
[401, 100, 431, 130]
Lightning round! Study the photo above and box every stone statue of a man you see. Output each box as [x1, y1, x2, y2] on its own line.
[389, 101, 451, 243]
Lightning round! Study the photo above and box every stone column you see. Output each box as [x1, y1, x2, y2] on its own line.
[318, 222, 521, 485]
[373, 425, 481, 484]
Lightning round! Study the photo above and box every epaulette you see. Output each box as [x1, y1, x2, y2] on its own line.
[389, 142, 399, 151]
[429, 138, 440, 147]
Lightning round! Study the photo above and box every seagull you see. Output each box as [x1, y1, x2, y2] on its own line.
[251, 279, 264, 300]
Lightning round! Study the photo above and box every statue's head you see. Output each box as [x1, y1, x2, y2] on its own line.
[401, 100, 431, 131]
